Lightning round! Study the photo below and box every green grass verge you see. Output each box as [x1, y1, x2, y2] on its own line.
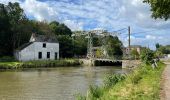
[77, 62, 165, 100]
[0, 59, 81, 70]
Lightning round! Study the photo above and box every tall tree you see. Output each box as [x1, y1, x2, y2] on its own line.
[0, 4, 12, 56]
[105, 36, 123, 58]
[143, 0, 170, 20]
[49, 21, 72, 36]
[6, 2, 27, 51]
[155, 43, 160, 50]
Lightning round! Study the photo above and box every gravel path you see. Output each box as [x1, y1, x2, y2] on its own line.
[161, 62, 170, 100]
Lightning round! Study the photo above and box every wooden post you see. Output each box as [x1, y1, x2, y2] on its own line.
[128, 26, 131, 59]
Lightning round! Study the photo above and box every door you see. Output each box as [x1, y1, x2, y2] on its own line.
[38, 52, 42, 59]
[47, 52, 50, 59]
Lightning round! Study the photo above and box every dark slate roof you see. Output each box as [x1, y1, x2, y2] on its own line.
[31, 33, 58, 43]
[15, 42, 33, 51]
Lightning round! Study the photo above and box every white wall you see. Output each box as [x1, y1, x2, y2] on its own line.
[18, 42, 59, 61]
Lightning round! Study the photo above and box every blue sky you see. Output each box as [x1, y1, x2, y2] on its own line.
[0, 0, 170, 50]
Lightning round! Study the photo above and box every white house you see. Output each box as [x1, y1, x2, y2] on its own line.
[14, 33, 59, 61]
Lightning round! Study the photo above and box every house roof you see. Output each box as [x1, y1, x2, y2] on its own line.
[30, 33, 58, 43]
[15, 42, 33, 51]
[15, 33, 59, 51]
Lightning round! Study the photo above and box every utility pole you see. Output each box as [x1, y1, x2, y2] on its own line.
[128, 26, 131, 59]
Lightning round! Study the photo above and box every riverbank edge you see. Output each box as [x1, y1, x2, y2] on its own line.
[76, 62, 165, 100]
[0, 59, 82, 71]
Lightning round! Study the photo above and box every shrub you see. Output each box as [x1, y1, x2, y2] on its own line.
[0, 56, 16, 62]
[104, 74, 126, 88]
[87, 85, 103, 99]
[140, 48, 154, 64]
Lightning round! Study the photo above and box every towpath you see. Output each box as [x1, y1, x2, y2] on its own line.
[161, 62, 170, 100]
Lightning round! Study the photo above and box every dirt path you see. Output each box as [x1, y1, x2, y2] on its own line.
[160, 62, 170, 100]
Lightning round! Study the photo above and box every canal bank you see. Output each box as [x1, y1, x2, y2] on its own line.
[0, 59, 81, 70]
[77, 62, 165, 100]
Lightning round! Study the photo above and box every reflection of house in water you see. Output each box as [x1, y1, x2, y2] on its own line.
[14, 33, 59, 61]
[123, 45, 142, 56]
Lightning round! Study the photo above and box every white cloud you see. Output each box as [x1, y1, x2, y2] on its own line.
[146, 35, 156, 40]
[21, 0, 58, 21]
[63, 20, 83, 31]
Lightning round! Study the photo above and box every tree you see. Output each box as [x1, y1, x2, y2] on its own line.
[57, 35, 74, 58]
[143, 0, 170, 20]
[73, 35, 87, 56]
[155, 43, 160, 50]
[130, 49, 139, 60]
[0, 4, 12, 56]
[6, 2, 27, 52]
[140, 48, 154, 64]
[105, 36, 123, 58]
[158, 46, 170, 54]
[49, 21, 72, 36]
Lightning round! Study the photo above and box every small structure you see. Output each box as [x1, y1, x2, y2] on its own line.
[14, 33, 59, 61]
[123, 45, 141, 56]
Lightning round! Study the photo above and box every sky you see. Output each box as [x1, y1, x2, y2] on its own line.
[0, 0, 170, 50]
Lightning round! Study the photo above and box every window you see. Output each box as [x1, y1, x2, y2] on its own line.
[47, 52, 50, 58]
[55, 52, 58, 60]
[43, 43, 46, 48]
[38, 52, 42, 59]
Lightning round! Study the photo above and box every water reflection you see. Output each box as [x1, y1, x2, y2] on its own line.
[0, 66, 130, 100]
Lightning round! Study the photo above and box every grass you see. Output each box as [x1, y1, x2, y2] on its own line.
[0, 59, 81, 70]
[76, 62, 165, 100]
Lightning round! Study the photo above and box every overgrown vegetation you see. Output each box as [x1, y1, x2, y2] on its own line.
[0, 59, 81, 70]
[143, 0, 170, 20]
[76, 62, 165, 100]
[140, 48, 154, 64]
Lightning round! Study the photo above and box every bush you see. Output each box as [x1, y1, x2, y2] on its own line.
[87, 85, 104, 99]
[0, 56, 16, 62]
[140, 48, 154, 64]
[104, 74, 126, 88]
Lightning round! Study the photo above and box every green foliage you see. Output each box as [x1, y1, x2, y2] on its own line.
[157, 46, 170, 54]
[104, 74, 126, 88]
[130, 49, 139, 59]
[87, 85, 104, 99]
[0, 56, 16, 62]
[75, 93, 86, 100]
[80, 62, 165, 100]
[57, 35, 74, 58]
[95, 49, 103, 58]
[106, 36, 123, 58]
[0, 3, 15, 56]
[73, 35, 87, 56]
[143, 0, 170, 20]
[155, 43, 160, 50]
[129, 70, 142, 84]
[140, 48, 154, 64]
[0, 59, 80, 70]
[49, 21, 72, 36]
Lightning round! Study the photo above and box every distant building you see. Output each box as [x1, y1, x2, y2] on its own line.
[14, 33, 59, 61]
[123, 45, 142, 56]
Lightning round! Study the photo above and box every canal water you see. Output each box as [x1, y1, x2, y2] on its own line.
[0, 66, 130, 100]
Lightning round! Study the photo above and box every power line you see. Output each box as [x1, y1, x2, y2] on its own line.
[112, 28, 128, 33]
[132, 30, 158, 34]
[132, 28, 170, 34]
